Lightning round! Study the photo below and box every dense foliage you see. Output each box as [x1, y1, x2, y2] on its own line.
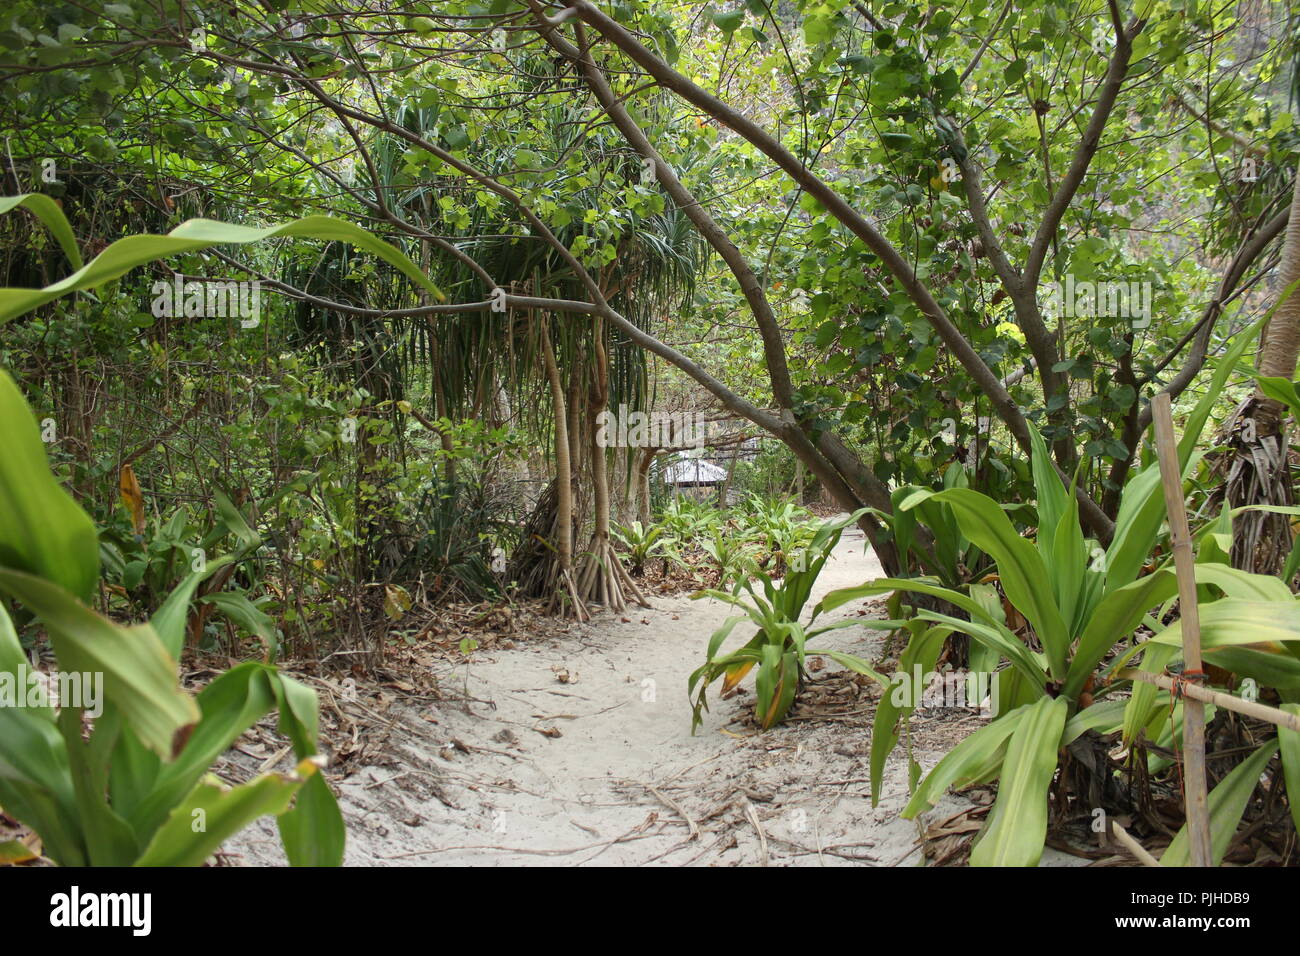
[2, 0, 1300, 867]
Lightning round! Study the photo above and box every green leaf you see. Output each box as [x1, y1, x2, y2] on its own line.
[809, 648, 890, 687]
[133, 766, 314, 867]
[1065, 569, 1175, 698]
[1122, 642, 1177, 744]
[0, 194, 83, 269]
[1147, 598, 1300, 652]
[272, 674, 343, 865]
[926, 607, 1046, 681]
[712, 9, 745, 35]
[1029, 422, 1068, 563]
[0, 839, 37, 863]
[903, 706, 1028, 818]
[0, 569, 198, 757]
[1280, 704, 1300, 836]
[0, 208, 445, 325]
[150, 554, 236, 660]
[58, 707, 138, 865]
[0, 371, 100, 602]
[1255, 375, 1300, 420]
[277, 770, 345, 867]
[1063, 699, 1128, 742]
[129, 662, 276, 838]
[1160, 740, 1278, 867]
[1107, 315, 1264, 590]
[868, 624, 948, 805]
[970, 696, 1069, 866]
[202, 591, 278, 659]
[924, 488, 1071, 679]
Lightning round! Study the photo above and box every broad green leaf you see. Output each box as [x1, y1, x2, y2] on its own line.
[0, 193, 83, 269]
[914, 608, 1047, 689]
[820, 577, 998, 631]
[0, 603, 83, 864]
[202, 591, 278, 659]
[278, 770, 345, 867]
[903, 705, 1027, 818]
[1029, 423, 1068, 564]
[0, 839, 37, 864]
[0, 569, 198, 757]
[1063, 699, 1128, 743]
[129, 662, 277, 838]
[1066, 569, 1176, 698]
[1072, 565, 1292, 699]
[970, 695, 1069, 867]
[1280, 704, 1300, 836]
[922, 488, 1071, 680]
[133, 765, 313, 867]
[1122, 642, 1177, 744]
[1107, 315, 1263, 590]
[0, 371, 99, 602]
[1160, 740, 1278, 867]
[867, 623, 948, 805]
[0, 210, 445, 324]
[272, 674, 344, 866]
[58, 707, 138, 866]
[1147, 598, 1300, 652]
[1255, 375, 1300, 420]
[211, 488, 261, 552]
[808, 648, 890, 686]
[1207, 647, 1300, 688]
[150, 554, 237, 660]
[1050, 494, 1086, 637]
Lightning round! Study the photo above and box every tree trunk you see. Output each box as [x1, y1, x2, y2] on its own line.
[636, 447, 655, 525]
[538, 315, 587, 619]
[1255, 172, 1300, 433]
[575, 325, 648, 611]
[1228, 170, 1300, 573]
[420, 239, 457, 486]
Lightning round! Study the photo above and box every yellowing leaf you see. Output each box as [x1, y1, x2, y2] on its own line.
[0, 838, 38, 864]
[119, 464, 146, 535]
[721, 659, 755, 696]
[383, 584, 412, 620]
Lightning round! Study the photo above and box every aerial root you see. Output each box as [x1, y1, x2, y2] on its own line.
[575, 535, 650, 614]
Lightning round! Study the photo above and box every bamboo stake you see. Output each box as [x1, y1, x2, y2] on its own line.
[1116, 667, 1300, 732]
[1150, 392, 1213, 867]
[1109, 819, 1163, 867]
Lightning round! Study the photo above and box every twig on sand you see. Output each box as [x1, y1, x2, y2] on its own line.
[378, 818, 658, 861]
[743, 797, 769, 867]
[647, 784, 701, 841]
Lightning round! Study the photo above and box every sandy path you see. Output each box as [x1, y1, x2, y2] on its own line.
[230, 523, 987, 866]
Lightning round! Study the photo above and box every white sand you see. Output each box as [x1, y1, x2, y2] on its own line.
[228, 523, 1033, 866]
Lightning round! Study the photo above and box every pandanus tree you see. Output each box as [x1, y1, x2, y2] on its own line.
[336, 69, 710, 617]
[1227, 48, 1300, 575]
[1231, 169, 1300, 573]
[446, 146, 705, 615]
